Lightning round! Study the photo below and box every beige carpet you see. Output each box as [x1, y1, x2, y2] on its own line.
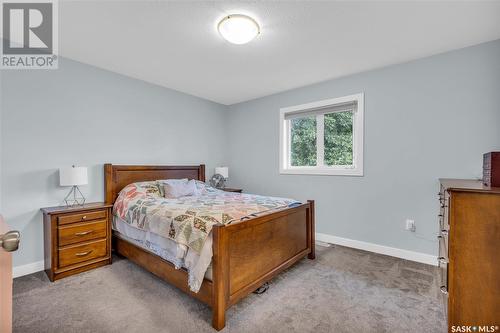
[13, 245, 446, 332]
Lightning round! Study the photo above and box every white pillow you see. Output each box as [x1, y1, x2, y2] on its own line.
[157, 178, 188, 197]
[163, 179, 197, 199]
[158, 178, 188, 184]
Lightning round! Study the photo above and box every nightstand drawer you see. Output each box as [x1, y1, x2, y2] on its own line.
[58, 219, 107, 247]
[58, 210, 106, 225]
[58, 239, 107, 268]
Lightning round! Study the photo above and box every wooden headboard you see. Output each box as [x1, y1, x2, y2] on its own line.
[104, 164, 205, 204]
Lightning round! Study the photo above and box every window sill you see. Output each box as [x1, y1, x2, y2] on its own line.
[280, 168, 364, 176]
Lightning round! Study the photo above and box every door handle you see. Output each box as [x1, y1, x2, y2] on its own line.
[0, 230, 21, 252]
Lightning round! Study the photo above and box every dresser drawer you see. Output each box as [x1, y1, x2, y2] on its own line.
[438, 212, 445, 231]
[58, 239, 107, 268]
[57, 210, 107, 225]
[438, 229, 448, 259]
[439, 192, 450, 227]
[58, 219, 107, 247]
[438, 259, 449, 316]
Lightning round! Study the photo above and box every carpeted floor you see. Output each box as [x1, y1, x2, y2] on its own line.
[13, 245, 446, 333]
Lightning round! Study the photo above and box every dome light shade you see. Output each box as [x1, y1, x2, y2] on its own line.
[218, 14, 260, 45]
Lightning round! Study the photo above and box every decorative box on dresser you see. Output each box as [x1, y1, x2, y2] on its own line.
[438, 179, 500, 331]
[41, 203, 113, 281]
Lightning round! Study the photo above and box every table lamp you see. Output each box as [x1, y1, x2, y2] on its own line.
[59, 166, 88, 206]
[215, 166, 229, 180]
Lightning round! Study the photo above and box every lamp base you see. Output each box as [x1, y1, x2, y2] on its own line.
[64, 186, 86, 206]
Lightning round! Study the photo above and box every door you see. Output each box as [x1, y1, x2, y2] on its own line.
[0, 216, 20, 333]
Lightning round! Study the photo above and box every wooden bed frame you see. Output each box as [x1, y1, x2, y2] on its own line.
[104, 164, 315, 330]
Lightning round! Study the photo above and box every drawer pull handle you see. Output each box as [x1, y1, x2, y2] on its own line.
[74, 230, 93, 236]
[81, 215, 87, 220]
[440, 286, 448, 295]
[438, 257, 448, 265]
[75, 250, 93, 257]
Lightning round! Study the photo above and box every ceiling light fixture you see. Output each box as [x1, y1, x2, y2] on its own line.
[217, 14, 260, 45]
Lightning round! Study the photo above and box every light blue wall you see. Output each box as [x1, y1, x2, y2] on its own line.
[2, 40, 499, 268]
[1, 58, 229, 267]
[226, 40, 500, 255]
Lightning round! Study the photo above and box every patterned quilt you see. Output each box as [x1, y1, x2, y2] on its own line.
[113, 181, 299, 253]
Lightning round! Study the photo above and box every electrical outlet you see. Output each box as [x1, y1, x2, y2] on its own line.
[405, 219, 416, 232]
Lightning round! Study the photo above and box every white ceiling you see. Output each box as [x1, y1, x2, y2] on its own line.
[57, 1, 500, 105]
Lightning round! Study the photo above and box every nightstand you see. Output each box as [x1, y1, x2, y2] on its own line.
[41, 202, 113, 281]
[223, 188, 243, 193]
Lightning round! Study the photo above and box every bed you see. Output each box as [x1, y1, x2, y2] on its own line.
[104, 164, 315, 330]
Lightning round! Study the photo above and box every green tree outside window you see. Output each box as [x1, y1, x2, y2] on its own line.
[289, 111, 353, 167]
[324, 111, 353, 166]
[290, 116, 316, 166]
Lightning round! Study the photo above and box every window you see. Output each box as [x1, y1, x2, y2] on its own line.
[279, 93, 364, 176]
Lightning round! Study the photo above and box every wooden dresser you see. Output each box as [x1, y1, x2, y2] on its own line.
[438, 179, 500, 330]
[41, 203, 113, 281]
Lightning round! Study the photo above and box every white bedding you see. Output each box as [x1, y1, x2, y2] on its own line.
[113, 216, 213, 288]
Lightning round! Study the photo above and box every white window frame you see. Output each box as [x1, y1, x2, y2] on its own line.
[279, 93, 364, 176]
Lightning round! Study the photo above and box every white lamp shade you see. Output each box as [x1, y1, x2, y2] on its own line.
[59, 167, 88, 186]
[215, 166, 229, 179]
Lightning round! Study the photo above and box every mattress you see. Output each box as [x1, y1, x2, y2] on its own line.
[113, 216, 213, 282]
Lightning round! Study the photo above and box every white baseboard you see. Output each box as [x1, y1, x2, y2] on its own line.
[13, 260, 44, 278]
[316, 232, 437, 266]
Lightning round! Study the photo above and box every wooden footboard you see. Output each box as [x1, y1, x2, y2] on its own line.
[212, 200, 315, 330]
